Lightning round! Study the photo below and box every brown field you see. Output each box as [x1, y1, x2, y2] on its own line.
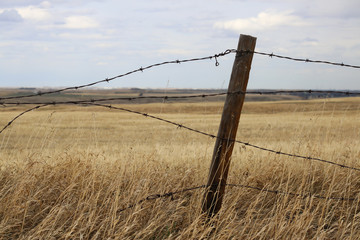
[1, 97, 360, 239]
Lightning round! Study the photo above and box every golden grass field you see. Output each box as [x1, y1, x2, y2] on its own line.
[1, 97, 360, 239]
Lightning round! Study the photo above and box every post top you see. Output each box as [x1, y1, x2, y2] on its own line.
[240, 34, 257, 40]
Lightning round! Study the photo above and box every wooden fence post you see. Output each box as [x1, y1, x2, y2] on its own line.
[201, 34, 256, 217]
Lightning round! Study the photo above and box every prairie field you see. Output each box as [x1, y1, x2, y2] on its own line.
[0, 97, 360, 239]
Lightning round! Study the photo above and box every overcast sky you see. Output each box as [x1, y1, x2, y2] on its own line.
[0, 0, 359, 90]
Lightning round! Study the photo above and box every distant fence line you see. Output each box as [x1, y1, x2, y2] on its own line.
[1, 48, 360, 213]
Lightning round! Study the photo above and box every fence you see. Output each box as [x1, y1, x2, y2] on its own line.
[1, 35, 360, 217]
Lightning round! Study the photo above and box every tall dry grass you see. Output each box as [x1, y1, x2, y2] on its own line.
[0, 97, 360, 239]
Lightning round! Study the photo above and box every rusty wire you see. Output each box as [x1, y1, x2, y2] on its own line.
[0, 49, 234, 102]
[117, 185, 206, 213]
[1, 49, 359, 102]
[86, 103, 360, 172]
[0, 104, 48, 134]
[0, 91, 242, 105]
[237, 49, 360, 68]
[1, 49, 359, 216]
[247, 89, 360, 95]
[1, 104, 358, 213]
[117, 183, 358, 213]
[1, 102, 359, 173]
[1, 89, 359, 106]
[1, 101, 360, 172]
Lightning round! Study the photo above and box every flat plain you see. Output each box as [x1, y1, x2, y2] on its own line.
[1, 96, 360, 239]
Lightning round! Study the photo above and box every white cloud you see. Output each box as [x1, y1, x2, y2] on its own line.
[301, 38, 319, 46]
[0, 0, 43, 7]
[158, 48, 196, 56]
[295, 0, 360, 18]
[57, 32, 105, 39]
[40, 1, 51, 8]
[16, 6, 51, 21]
[214, 10, 309, 32]
[0, 9, 23, 22]
[1, 1, 359, 89]
[93, 42, 116, 48]
[63, 16, 99, 29]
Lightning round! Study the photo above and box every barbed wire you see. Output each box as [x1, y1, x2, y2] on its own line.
[0, 104, 48, 134]
[117, 185, 206, 213]
[83, 103, 360, 172]
[1, 102, 359, 173]
[118, 183, 358, 213]
[0, 91, 241, 105]
[246, 50, 360, 69]
[90, 103, 360, 172]
[1, 89, 359, 106]
[1, 48, 359, 102]
[225, 183, 356, 201]
[1, 49, 359, 217]
[0, 50, 234, 102]
[247, 89, 360, 95]
[1, 102, 359, 172]
[1, 107, 358, 214]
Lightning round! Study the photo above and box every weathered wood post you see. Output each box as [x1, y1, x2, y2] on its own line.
[202, 34, 256, 217]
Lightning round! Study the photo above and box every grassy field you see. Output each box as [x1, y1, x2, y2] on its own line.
[0, 97, 360, 239]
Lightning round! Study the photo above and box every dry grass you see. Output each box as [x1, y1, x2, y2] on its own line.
[1, 97, 360, 239]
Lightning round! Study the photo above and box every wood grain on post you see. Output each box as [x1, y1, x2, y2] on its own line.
[202, 34, 256, 217]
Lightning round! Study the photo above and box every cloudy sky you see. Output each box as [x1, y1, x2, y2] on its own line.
[0, 0, 359, 90]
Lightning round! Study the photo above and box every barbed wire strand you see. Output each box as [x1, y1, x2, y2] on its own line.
[1, 49, 359, 102]
[1, 102, 359, 173]
[117, 185, 206, 213]
[117, 183, 357, 213]
[0, 50, 234, 102]
[2, 89, 359, 106]
[247, 89, 360, 95]
[0, 104, 48, 134]
[246, 50, 360, 69]
[85, 103, 360, 172]
[0, 91, 240, 105]
[0, 107, 357, 214]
